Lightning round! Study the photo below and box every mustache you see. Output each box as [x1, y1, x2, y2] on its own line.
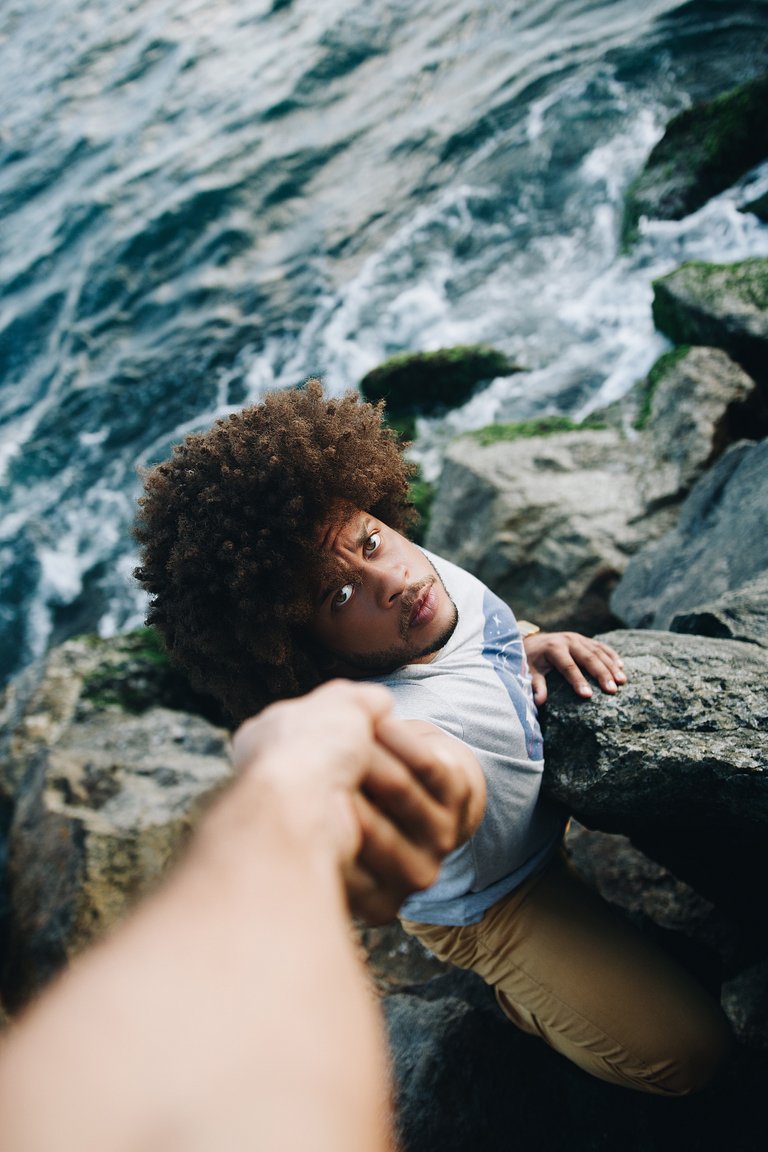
[399, 576, 435, 637]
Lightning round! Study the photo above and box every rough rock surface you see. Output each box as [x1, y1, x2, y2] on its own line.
[634, 345, 759, 510]
[425, 344, 761, 637]
[670, 571, 768, 649]
[652, 258, 768, 387]
[542, 628, 767, 954]
[425, 429, 647, 633]
[612, 439, 768, 632]
[0, 636, 231, 1009]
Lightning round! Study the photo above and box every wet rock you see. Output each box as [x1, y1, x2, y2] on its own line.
[651, 258, 768, 388]
[359, 345, 520, 422]
[622, 73, 768, 245]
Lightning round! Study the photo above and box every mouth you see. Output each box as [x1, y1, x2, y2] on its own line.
[403, 580, 437, 634]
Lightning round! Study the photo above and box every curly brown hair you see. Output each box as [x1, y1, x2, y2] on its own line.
[134, 380, 416, 723]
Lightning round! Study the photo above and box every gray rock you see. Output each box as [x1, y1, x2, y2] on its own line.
[543, 628, 767, 835]
[611, 439, 768, 631]
[425, 429, 648, 633]
[635, 346, 758, 510]
[670, 571, 768, 649]
[542, 628, 768, 949]
[652, 258, 768, 387]
[0, 636, 231, 1009]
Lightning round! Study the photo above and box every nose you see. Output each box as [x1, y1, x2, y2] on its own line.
[372, 560, 408, 608]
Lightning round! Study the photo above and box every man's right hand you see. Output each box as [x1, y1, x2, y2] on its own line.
[229, 681, 483, 925]
[346, 716, 487, 924]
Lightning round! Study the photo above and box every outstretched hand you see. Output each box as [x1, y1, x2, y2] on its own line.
[523, 631, 626, 706]
[231, 680, 479, 925]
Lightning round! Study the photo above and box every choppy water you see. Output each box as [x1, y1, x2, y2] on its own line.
[2, 0, 768, 685]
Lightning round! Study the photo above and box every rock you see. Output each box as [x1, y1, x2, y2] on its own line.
[622, 73, 768, 245]
[0, 635, 231, 1010]
[670, 571, 768, 650]
[387, 932, 767, 1151]
[359, 345, 520, 421]
[425, 428, 649, 633]
[356, 918, 448, 995]
[651, 258, 768, 388]
[743, 190, 768, 223]
[611, 439, 768, 633]
[723, 962, 768, 1055]
[541, 628, 768, 947]
[633, 345, 762, 510]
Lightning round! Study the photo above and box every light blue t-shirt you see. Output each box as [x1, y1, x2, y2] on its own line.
[373, 550, 565, 926]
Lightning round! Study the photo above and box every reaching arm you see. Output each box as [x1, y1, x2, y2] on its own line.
[2, 681, 458, 1152]
[523, 630, 627, 706]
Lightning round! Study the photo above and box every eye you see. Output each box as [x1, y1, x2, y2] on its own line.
[363, 531, 381, 555]
[333, 583, 354, 608]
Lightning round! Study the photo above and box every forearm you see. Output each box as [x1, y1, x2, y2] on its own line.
[0, 771, 394, 1152]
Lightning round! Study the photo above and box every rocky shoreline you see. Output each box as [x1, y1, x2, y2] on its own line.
[1, 75, 767, 1149]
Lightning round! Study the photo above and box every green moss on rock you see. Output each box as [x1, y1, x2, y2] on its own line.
[467, 414, 606, 447]
[360, 345, 519, 419]
[79, 628, 227, 725]
[622, 73, 768, 247]
[651, 258, 768, 388]
[407, 471, 435, 545]
[634, 346, 692, 430]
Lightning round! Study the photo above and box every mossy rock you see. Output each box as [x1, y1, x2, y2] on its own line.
[622, 73, 768, 246]
[78, 628, 228, 726]
[651, 258, 768, 385]
[360, 345, 520, 419]
[633, 346, 692, 431]
[466, 414, 606, 447]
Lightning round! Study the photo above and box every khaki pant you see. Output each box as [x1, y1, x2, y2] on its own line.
[401, 851, 731, 1094]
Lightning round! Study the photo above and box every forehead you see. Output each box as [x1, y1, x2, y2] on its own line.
[317, 507, 369, 555]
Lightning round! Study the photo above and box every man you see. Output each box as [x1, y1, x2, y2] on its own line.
[0, 681, 473, 1151]
[134, 380, 731, 1093]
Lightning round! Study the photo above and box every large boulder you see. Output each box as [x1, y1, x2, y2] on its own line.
[651, 258, 768, 388]
[612, 438, 768, 635]
[425, 428, 647, 633]
[622, 73, 768, 245]
[0, 635, 233, 1010]
[542, 628, 768, 947]
[632, 345, 760, 510]
[670, 571, 768, 650]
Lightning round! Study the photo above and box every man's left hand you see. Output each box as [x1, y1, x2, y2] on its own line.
[523, 631, 626, 705]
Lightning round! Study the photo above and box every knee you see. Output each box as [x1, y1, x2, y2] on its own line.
[638, 1008, 733, 1097]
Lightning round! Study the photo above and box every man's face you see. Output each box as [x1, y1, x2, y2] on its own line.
[310, 510, 458, 677]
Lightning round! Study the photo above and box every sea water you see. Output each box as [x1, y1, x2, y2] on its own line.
[1, 0, 768, 684]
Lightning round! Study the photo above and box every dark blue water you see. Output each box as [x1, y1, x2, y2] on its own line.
[2, 0, 768, 685]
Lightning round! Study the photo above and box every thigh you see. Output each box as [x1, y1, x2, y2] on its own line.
[405, 853, 731, 1094]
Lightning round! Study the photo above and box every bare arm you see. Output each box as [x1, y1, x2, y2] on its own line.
[0, 682, 405, 1152]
